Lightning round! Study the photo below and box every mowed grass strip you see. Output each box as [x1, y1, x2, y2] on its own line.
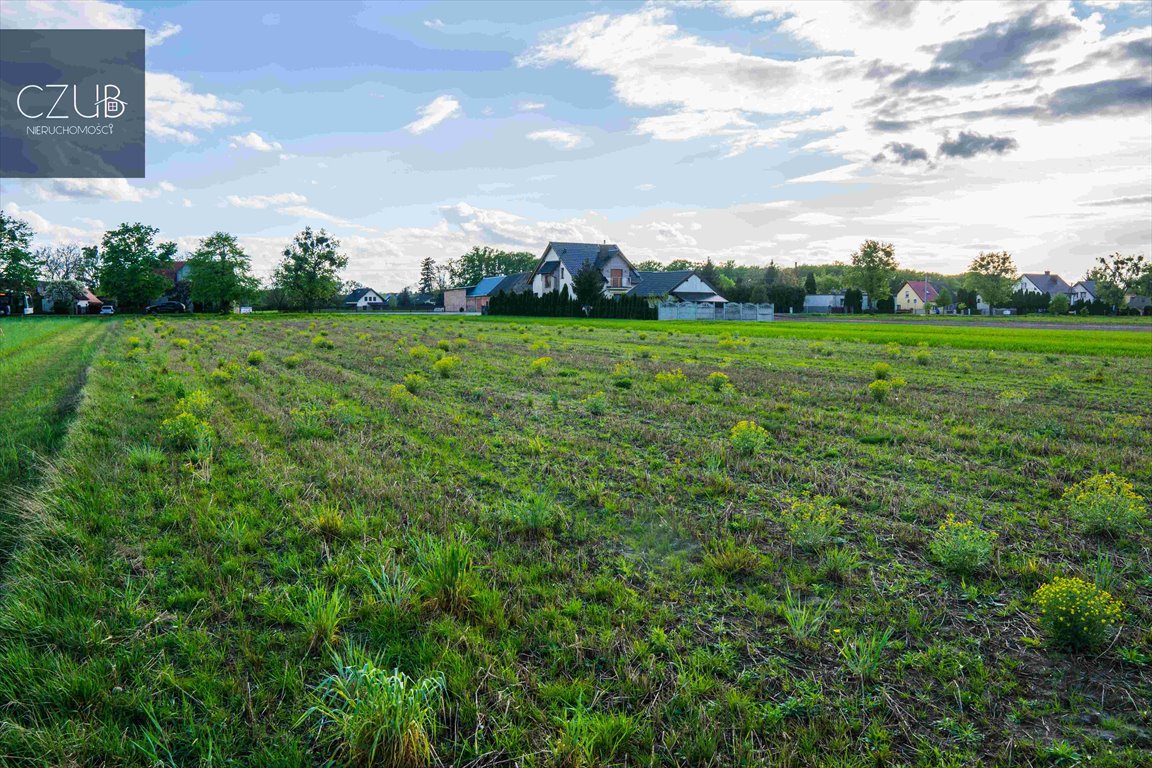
[0, 318, 113, 567]
[0, 314, 1148, 767]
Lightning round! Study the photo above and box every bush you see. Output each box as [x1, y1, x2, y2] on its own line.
[872, 362, 891, 380]
[997, 388, 1027, 405]
[173, 338, 190, 349]
[530, 340, 550, 351]
[1062, 473, 1146, 537]
[432, 355, 460, 378]
[283, 354, 303, 369]
[1033, 577, 1122, 651]
[403, 372, 428, 394]
[868, 379, 892, 403]
[929, 515, 997, 575]
[912, 349, 931, 366]
[305, 652, 444, 768]
[409, 344, 433, 359]
[312, 335, 335, 350]
[654, 368, 687, 392]
[246, 350, 265, 366]
[1045, 373, 1072, 395]
[530, 356, 553, 376]
[783, 496, 845, 551]
[161, 412, 213, 451]
[706, 371, 731, 392]
[436, 339, 452, 351]
[729, 419, 769, 455]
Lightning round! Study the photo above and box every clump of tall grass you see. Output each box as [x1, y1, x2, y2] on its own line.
[781, 588, 828, 644]
[299, 587, 346, 653]
[413, 531, 477, 616]
[729, 420, 769, 455]
[707, 371, 731, 392]
[304, 650, 444, 768]
[247, 350, 265, 366]
[836, 626, 893, 681]
[530, 356, 553, 376]
[553, 698, 641, 767]
[929, 515, 997, 575]
[655, 368, 687, 392]
[782, 496, 845, 551]
[402, 372, 427, 394]
[127, 445, 166, 472]
[283, 353, 303, 368]
[583, 391, 607, 416]
[500, 492, 562, 539]
[703, 537, 762, 578]
[312, 334, 335, 349]
[872, 362, 891, 380]
[432, 355, 459, 378]
[161, 412, 213, 452]
[389, 384, 417, 407]
[868, 379, 891, 403]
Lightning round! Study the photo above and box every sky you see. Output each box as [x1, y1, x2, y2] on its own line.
[1, 0, 1150, 290]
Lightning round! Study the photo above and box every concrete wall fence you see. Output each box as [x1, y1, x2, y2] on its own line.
[656, 302, 775, 321]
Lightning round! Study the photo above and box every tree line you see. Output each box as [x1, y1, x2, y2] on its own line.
[0, 211, 352, 313]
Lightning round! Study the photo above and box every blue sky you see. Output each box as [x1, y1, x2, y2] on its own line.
[1, 0, 1150, 289]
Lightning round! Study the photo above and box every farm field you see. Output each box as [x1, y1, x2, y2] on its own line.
[0, 314, 1149, 767]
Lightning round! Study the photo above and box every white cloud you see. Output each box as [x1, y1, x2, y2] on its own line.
[229, 132, 284, 152]
[518, 101, 546, 111]
[3, 203, 101, 244]
[424, 18, 444, 29]
[147, 73, 244, 143]
[277, 205, 378, 233]
[527, 129, 584, 149]
[405, 95, 462, 134]
[636, 183, 655, 191]
[225, 192, 309, 209]
[33, 178, 169, 203]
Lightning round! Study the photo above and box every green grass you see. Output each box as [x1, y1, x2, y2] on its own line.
[0, 317, 113, 569]
[0, 313, 1148, 766]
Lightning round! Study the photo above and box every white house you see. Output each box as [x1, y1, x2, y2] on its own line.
[343, 287, 386, 310]
[529, 242, 640, 297]
[803, 291, 870, 313]
[1013, 271, 1071, 297]
[627, 270, 727, 304]
[1070, 280, 1097, 304]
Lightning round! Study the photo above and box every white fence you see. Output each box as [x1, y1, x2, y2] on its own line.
[657, 302, 774, 321]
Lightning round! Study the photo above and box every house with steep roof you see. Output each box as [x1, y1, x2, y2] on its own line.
[1013, 271, 1071, 297]
[1070, 280, 1097, 304]
[343, 287, 386, 310]
[529, 242, 640, 297]
[626, 270, 727, 305]
[894, 280, 941, 313]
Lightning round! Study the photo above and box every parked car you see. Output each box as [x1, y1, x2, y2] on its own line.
[144, 301, 186, 314]
[99, 305, 116, 315]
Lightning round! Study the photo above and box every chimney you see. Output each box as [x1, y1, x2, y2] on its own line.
[1044, 270, 1050, 275]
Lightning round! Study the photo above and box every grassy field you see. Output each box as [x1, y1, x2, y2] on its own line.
[0, 314, 1149, 767]
[0, 318, 114, 569]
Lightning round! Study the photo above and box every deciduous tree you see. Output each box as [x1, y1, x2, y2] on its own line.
[447, 246, 536, 287]
[1087, 252, 1148, 310]
[272, 227, 348, 312]
[965, 250, 1017, 310]
[848, 240, 898, 306]
[94, 223, 176, 310]
[188, 232, 259, 312]
[0, 211, 41, 298]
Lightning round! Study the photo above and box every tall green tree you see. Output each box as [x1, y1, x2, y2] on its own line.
[448, 246, 536, 287]
[94, 223, 176, 310]
[848, 240, 898, 306]
[418, 256, 437, 294]
[1087, 252, 1149, 310]
[272, 227, 348, 311]
[965, 250, 1017, 310]
[187, 232, 259, 312]
[571, 262, 605, 306]
[634, 260, 665, 272]
[0, 211, 42, 299]
[804, 271, 817, 294]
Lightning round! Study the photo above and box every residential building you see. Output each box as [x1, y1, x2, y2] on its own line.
[626, 270, 727, 305]
[343, 287, 386, 310]
[803, 291, 870, 313]
[445, 272, 532, 313]
[529, 242, 639, 297]
[1013, 271, 1071, 297]
[894, 280, 941, 313]
[1070, 280, 1097, 304]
